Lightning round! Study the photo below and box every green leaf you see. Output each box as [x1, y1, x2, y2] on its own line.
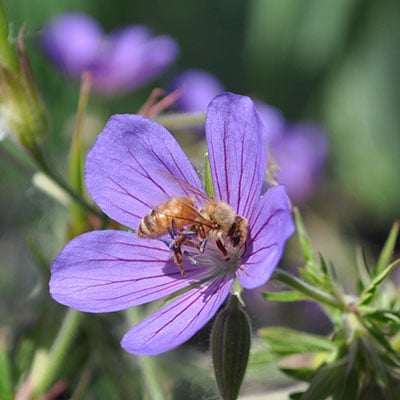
[293, 208, 312, 262]
[359, 258, 400, 306]
[356, 245, 372, 290]
[301, 361, 343, 400]
[376, 220, 400, 275]
[360, 308, 400, 326]
[263, 290, 307, 302]
[280, 367, 316, 382]
[295, 219, 320, 284]
[301, 358, 357, 400]
[360, 319, 399, 358]
[258, 327, 335, 357]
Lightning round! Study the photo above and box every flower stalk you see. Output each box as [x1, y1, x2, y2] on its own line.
[29, 309, 82, 399]
[30, 143, 105, 219]
[126, 308, 166, 400]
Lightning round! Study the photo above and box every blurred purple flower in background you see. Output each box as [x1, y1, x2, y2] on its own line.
[41, 13, 179, 95]
[169, 69, 224, 112]
[170, 69, 328, 204]
[49, 93, 294, 355]
[256, 104, 328, 204]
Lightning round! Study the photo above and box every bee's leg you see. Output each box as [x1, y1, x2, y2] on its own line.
[173, 248, 186, 276]
[216, 239, 229, 260]
[180, 229, 197, 238]
[196, 224, 208, 253]
[171, 219, 178, 236]
[170, 234, 187, 276]
[199, 239, 208, 253]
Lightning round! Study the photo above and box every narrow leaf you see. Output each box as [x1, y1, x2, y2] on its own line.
[361, 319, 399, 357]
[281, 367, 315, 382]
[359, 259, 400, 306]
[293, 208, 315, 268]
[258, 327, 335, 357]
[301, 359, 347, 400]
[356, 245, 372, 289]
[376, 220, 400, 275]
[263, 290, 307, 302]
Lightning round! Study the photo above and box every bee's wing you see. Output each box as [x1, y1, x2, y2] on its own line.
[157, 171, 211, 203]
[172, 197, 215, 228]
[154, 171, 215, 228]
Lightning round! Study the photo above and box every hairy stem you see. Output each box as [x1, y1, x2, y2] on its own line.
[273, 268, 344, 309]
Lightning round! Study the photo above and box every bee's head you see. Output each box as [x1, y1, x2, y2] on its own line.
[228, 216, 248, 248]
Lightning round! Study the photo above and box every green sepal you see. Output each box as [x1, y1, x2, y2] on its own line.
[211, 295, 251, 400]
[0, 28, 48, 152]
[204, 152, 215, 198]
[160, 278, 207, 308]
[258, 327, 335, 357]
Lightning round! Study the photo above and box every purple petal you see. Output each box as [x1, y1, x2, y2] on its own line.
[85, 114, 204, 230]
[50, 230, 209, 312]
[237, 185, 294, 289]
[41, 13, 103, 77]
[121, 276, 233, 355]
[92, 27, 178, 94]
[206, 93, 267, 218]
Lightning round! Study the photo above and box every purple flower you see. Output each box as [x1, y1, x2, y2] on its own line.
[49, 93, 294, 355]
[41, 13, 179, 95]
[169, 69, 224, 112]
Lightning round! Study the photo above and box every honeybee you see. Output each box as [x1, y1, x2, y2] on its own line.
[137, 196, 248, 275]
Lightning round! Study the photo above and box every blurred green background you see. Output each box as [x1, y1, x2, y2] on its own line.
[1, 0, 399, 398]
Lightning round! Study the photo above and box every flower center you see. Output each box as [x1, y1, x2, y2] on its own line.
[177, 237, 244, 278]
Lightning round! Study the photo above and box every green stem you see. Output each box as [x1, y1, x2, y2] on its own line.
[272, 268, 344, 309]
[0, 333, 13, 400]
[30, 142, 105, 219]
[31, 309, 82, 398]
[0, 0, 18, 72]
[126, 308, 166, 400]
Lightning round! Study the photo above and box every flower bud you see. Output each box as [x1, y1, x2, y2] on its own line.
[211, 294, 251, 400]
[0, 28, 48, 152]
